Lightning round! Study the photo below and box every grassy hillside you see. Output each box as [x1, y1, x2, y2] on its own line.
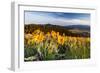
[24, 24, 90, 37]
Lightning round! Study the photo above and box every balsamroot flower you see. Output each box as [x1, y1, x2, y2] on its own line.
[51, 30, 57, 39]
[57, 35, 65, 45]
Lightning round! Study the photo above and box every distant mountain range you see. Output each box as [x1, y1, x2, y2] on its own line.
[64, 25, 90, 31]
[25, 24, 90, 37]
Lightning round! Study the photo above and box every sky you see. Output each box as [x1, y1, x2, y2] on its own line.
[24, 11, 90, 26]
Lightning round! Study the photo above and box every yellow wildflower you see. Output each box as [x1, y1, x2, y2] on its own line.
[51, 30, 57, 39]
[46, 32, 51, 37]
[33, 33, 45, 43]
[57, 35, 65, 45]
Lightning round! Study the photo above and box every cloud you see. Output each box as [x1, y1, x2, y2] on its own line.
[56, 18, 90, 26]
[25, 11, 90, 26]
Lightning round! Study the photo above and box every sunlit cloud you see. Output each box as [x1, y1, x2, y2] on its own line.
[57, 18, 90, 25]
